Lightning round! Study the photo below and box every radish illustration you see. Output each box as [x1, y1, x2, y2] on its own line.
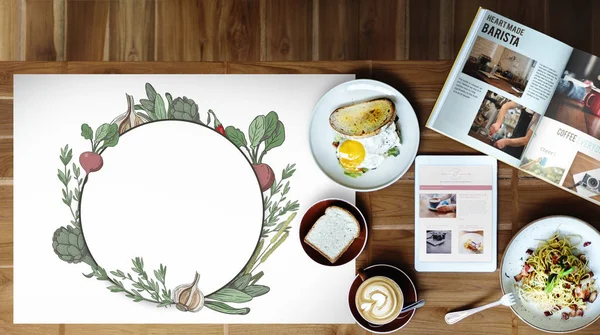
[79, 152, 103, 174]
[223, 111, 285, 193]
[253, 163, 275, 192]
[78, 122, 119, 175]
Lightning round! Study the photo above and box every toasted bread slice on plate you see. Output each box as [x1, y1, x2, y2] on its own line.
[304, 206, 361, 263]
[329, 98, 396, 138]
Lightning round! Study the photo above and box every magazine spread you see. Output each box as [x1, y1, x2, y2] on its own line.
[427, 8, 600, 206]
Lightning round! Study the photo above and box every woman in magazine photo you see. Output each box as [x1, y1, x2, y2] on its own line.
[489, 100, 540, 158]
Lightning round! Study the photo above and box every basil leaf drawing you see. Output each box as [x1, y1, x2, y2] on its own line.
[145, 83, 157, 102]
[264, 121, 285, 152]
[154, 94, 167, 120]
[94, 123, 111, 143]
[139, 99, 155, 113]
[204, 301, 250, 315]
[225, 126, 247, 148]
[206, 288, 253, 303]
[102, 132, 119, 149]
[248, 115, 266, 147]
[81, 123, 93, 140]
[243, 285, 270, 297]
[230, 274, 251, 290]
[262, 111, 279, 140]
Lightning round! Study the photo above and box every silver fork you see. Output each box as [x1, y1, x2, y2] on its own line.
[444, 293, 516, 324]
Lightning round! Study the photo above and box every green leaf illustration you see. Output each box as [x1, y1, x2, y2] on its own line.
[262, 111, 279, 140]
[81, 124, 93, 140]
[248, 115, 265, 147]
[249, 271, 264, 285]
[207, 288, 253, 303]
[145, 83, 157, 102]
[230, 274, 252, 290]
[154, 94, 167, 120]
[204, 301, 250, 315]
[225, 126, 247, 148]
[244, 285, 270, 297]
[264, 121, 285, 152]
[94, 123, 111, 143]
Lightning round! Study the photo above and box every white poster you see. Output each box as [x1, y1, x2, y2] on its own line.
[13, 75, 356, 323]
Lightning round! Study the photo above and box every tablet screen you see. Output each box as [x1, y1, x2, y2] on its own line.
[417, 165, 494, 263]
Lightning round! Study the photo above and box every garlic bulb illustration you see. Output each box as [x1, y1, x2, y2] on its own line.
[173, 272, 204, 312]
[111, 94, 150, 134]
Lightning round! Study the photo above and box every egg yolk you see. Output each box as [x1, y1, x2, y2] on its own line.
[338, 140, 366, 171]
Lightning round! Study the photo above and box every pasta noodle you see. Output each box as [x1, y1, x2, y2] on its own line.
[514, 232, 597, 319]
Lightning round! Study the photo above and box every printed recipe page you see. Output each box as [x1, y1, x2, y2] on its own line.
[418, 165, 494, 263]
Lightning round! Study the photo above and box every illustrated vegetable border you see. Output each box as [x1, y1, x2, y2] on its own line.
[52, 83, 299, 315]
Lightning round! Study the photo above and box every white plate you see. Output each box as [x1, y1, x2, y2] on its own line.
[500, 216, 600, 333]
[308, 79, 420, 191]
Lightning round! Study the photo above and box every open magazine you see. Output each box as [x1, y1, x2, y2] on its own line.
[427, 7, 600, 207]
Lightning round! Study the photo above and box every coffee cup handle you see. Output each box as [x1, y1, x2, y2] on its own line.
[357, 268, 368, 282]
[585, 93, 595, 108]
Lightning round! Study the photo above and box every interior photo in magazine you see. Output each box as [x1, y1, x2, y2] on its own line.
[468, 90, 540, 159]
[544, 49, 600, 140]
[462, 36, 536, 98]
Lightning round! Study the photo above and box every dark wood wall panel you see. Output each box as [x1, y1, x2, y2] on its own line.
[10, 0, 600, 62]
[109, 0, 156, 61]
[66, 0, 110, 61]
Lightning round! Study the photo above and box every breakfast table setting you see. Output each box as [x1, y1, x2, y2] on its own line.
[1, 60, 600, 335]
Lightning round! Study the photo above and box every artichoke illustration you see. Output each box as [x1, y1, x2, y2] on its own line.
[52, 226, 94, 265]
[169, 96, 201, 123]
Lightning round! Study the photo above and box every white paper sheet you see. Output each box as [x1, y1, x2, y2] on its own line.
[13, 75, 356, 323]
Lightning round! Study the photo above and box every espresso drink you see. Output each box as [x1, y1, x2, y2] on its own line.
[355, 276, 404, 325]
[429, 197, 441, 208]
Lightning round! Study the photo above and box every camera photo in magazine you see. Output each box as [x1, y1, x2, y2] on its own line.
[462, 36, 536, 98]
[468, 90, 541, 159]
[544, 50, 600, 141]
[562, 152, 600, 202]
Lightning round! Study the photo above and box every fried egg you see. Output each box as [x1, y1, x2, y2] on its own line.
[335, 123, 401, 176]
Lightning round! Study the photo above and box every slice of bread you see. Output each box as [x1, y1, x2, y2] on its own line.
[330, 98, 396, 138]
[304, 206, 361, 263]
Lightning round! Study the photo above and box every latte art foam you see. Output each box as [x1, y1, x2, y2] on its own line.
[355, 276, 403, 324]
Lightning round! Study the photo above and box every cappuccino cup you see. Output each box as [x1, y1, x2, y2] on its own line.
[429, 197, 441, 208]
[354, 273, 404, 325]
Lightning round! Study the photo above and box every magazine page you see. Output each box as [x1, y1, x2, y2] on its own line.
[519, 49, 600, 205]
[427, 9, 573, 167]
[417, 165, 494, 263]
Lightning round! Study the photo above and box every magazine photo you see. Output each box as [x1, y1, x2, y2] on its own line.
[427, 8, 600, 206]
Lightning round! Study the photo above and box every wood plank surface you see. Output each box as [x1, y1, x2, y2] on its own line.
[66, 0, 110, 61]
[3, 60, 600, 335]
[9, 0, 600, 62]
[264, 0, 313, 61]
[218, 0, 261, 61]
[24, 0, 59, 61]
[316, 0, 359, 61]
[109, 0, 155, 61]
[0, 0, 19, 61]
[358, 0, 407, 60]
[0, 186, 13, 266]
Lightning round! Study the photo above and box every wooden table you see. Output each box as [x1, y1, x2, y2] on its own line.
[563, 152, 600, 202]
[1, 61, 599, 335]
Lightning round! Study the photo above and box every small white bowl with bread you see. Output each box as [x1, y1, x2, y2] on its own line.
[299, 199, 368, 266]
[309, 79, 420, 191]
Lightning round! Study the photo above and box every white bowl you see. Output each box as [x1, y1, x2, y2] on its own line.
[500, 216, 600, 333]
[308, 79, 420, 192]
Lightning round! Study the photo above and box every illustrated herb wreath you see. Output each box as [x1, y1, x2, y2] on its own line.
[52, 83, 299, 315]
